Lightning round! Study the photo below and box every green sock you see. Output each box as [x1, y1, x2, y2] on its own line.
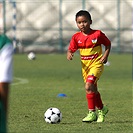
[0, 101, 6, 133]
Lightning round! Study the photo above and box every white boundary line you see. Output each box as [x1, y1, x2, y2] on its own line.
[12, 77, 29, 86]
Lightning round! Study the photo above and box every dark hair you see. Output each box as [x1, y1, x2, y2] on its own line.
[76, 10, 92, 22]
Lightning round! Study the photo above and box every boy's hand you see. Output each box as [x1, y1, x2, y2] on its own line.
[100, 56, 108, 64]
[67, 51, 74, 60]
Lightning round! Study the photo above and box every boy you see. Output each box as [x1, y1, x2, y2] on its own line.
[0, 33, 13, 132]
[67, 10, 111, 122]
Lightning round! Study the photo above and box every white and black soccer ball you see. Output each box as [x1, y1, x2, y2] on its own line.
[27, 52, 36, 60]
[44, 107, 62, 124]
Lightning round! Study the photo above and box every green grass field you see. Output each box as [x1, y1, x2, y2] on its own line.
[8, 53, 132, 133]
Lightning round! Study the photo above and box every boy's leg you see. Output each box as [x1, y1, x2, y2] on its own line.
[82, 64, 104, 122]
[95, 87, 109, 122]
[82, 93, 97, 122]
[95, 91, 103, 110]
[82, 80, 97, 122]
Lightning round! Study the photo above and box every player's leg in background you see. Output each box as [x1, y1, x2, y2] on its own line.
[0, 83, 9, 114]
[0, 44, 13, 132]
[0, 83, 10, 133]
[0, 92, 7, 133]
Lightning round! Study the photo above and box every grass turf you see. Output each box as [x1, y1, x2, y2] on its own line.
[8, 53, 132, 133]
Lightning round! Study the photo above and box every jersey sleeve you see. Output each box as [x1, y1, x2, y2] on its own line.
[99, 31, 111, 46]
[0, 34, 12, 49]
[68, 35, 78, 53]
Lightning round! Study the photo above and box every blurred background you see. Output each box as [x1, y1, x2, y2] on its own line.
[0, 0, 132, 53]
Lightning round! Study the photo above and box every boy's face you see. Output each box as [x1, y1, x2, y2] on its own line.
[76, 15, 92, 34]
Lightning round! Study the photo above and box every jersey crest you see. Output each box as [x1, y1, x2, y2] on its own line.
[92, 38, 97, 44]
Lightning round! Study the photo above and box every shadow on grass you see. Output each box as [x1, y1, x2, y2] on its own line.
[106, 120, 133, 124]
[61, 120, 133, 125]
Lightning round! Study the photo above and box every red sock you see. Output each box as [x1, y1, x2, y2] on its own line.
[86, 92, 96, 111]
[95, 92, 103, 110]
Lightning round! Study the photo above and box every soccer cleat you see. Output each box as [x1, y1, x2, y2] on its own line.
[82, 111, 97, 122]
[97, 106, 109, 122]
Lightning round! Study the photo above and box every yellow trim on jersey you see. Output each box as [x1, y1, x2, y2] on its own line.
[79, 45, 102, 56]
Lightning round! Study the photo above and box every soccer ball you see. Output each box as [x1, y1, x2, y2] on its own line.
[44, 107, 62, 124]
[27, 52, 36, 60]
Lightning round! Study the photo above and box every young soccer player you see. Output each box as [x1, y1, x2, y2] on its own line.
[67, 10, 111, 122]
[0, 33, 13, 132]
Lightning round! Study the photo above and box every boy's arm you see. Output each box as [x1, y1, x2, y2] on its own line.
[100, 45, 111, 64]
[67, 50, 74, 60]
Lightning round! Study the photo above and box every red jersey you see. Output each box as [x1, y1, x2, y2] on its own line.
[68, 29, 111, 67]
